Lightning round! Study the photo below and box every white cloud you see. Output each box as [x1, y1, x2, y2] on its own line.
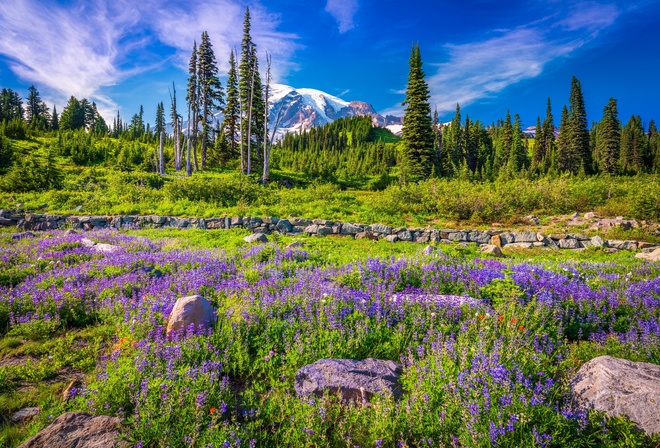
[386, 2, 622, 116]
[325, 0, 359, 33]
[0, 0, 299, 119]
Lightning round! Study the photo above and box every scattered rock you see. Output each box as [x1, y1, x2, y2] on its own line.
[590, 236, 605, 248]
[636, 248, 660, 262]
[18, 412, 126, 448]
[570, 356, 660, 436]
[585, 212, 596, 219]
[559, 238, 583, 249]
[294, 358, 403, 403]
[571, 212, 580, 218]
[39, 203, 48, 209]
[73, 205, 83, 212]
[11, 232, 36, 241]
[287, 241, 304, 249]
[355, 231, 379, 241]
[243, 233, 268, 244]
[478, 244, 502, 257]
[490, 234, 502, 248]
[10, 407, 40, 423]
[166, 295, 217, 337]
[420, 245, 438, 256]
[64, 229, 78, 236]
[94, 243, 121, 254]
[525, 215, 540, 225]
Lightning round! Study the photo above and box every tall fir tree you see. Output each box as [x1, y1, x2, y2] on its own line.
[197, 31, 224, 169]
[155, 102, 165, 137]
[59, 96, 85, 130]
[596, 98, 620, 175]
[26, 85, 49, 128]
[50, 105, 59, 131]
[558, 76, 590, 173]
[620, 115, 648, 174]
[400, 44, 435, 181]
[186, 41, 199, 175]
[649, 120, 660, 173]
[224, 49, 240, 160]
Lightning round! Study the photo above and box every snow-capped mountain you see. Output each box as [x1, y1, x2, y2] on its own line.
[173, 84, 401, 139]
[268, 84, 401, 137]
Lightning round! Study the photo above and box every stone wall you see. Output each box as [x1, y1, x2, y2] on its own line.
[0, 209, 657, 253]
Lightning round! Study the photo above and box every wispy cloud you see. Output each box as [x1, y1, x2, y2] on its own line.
[385, 2, 622, 116]
[325, 0, 359, 33]
[0, 0, 298, 118]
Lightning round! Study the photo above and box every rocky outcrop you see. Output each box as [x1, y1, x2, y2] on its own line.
[18, 412, 126, 448]
[570, 356, 660, 435]
[636, 247, 660, 261]
[295, 358, 403, 403]
[2, 209, 658, 254]
[166, 295, 216, 337]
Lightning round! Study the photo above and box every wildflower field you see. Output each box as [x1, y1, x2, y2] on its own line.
[1, 228, 660, 447]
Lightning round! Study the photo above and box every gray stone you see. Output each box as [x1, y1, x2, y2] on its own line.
[591, 236, 605, 247]
[287, 241, 304, 249]
[17, 412, 126, 448]
[243, 233, 269, 244]
[230, 216, 243, 227]
[480, 245, 503, 257]
[0, 217, 13, 227]
[448, 231, 468, 242]
[166, 295, 216, 337]
[548, 234, 566, 241]
[313, 219, 334, 226]
[584, 212, 596, 219]
[525, 215, 540, 225]
[290, 217, 312, 227]
[416, 235, 430, 244]
[607, 240, 638, 251]
[10, 407, 40, 423]
[294, 358, 403, 402]
[420, 245, 438, 256]
[499, 232, 516, 245]
[533, 242, 546, 248]
[262, 217, 280, 225]
[304, 224, 319, 234]
[397, 230, 413, 242]
[570, 356, 660, 435]
[355, 231, 379, 241]
[341, 223, 363, 235]
[367, 224, 393, 235]
[385, 235, 399, 243]
[317, 226, 333, 235]
[559, 238, 583, 249]
[468, 231, 491, 244]
[572, 234, 590, 241]
[513, 232, 538, 243]
[275, 219, 292, 233]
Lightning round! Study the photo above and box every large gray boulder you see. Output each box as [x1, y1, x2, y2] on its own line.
[570, 356, 660, 435]
[295, 358, 403, 402]
[166, 295, 216, 337]
[18, 412, 126, 447]
[243, 233, 268, 243]
[636, 247, 660, 262]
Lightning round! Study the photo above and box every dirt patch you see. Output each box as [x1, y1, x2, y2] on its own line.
[0, 355, 38, 369]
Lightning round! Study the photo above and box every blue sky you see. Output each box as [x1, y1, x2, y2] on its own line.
[0, 0, 659, 129]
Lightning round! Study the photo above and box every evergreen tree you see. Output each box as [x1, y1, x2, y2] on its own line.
[559, 76, 590, 173]
[508, 113, 526, 172]
[536, 98, 555, 172]
[0, 88, 24, 122]
[597, 98, 620, 175]
[155, 101, 166, 137]
[556, 103, 575, 173]
[620, 115, 647, 174]
[224, 49, 240, 159]
[26, 85, 49, 128]
[197, 31, 224, 169]
[649, 120, 659, 173]
[239, 7, 266, 173]
[50, 105, 59, 131]
[186, 41, 199, 175]
[400, 44, 435, 181]
[60, 96, 85, 130]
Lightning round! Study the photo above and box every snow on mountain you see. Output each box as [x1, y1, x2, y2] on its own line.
[172, 84, 401, 139]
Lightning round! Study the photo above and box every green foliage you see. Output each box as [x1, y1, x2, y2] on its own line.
[0, 149, 63, 193]
[164, 173, 268, 206]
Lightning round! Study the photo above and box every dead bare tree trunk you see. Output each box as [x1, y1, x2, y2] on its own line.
[186, 104, 192, 177]
[169, 83, 182, 172]
[159, 131, 165, 175]
[239, 96, 244, 174]
[262, 53, 283, 183]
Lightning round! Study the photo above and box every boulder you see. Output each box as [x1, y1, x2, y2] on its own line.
[570, 356, 660, 435]
[420, 245, 438, 256]
[276, 219, 293, 233]
[590, 236, 605, 248]
[304, 224, 319, 234]
[289, 217, 312, 227]
[636, 248, 660, 262]
[385, 235, 399, 243]
[607, 240, 639, 251]
[367, 224, 393, 235]
[287, 241, 304, 249]
[559, 238, 583, 249]
[480, 245, 503, 257]
[513, 232, 538, 243]
[317, 226, 334, 235]
[341, 223, 363, 235]
[505, 242, 533, 249]
[243, 233, 268, 244]
[584, 212, 596, 219]
[166, 295, 216, 336]
[490, 234, 502, 248]
[397, 230, 414, 242]
[294, 358, 403, 402]
[355, 231, 379, 241]
[10, 407, 40, 423]
[18, 412, 126, 448]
